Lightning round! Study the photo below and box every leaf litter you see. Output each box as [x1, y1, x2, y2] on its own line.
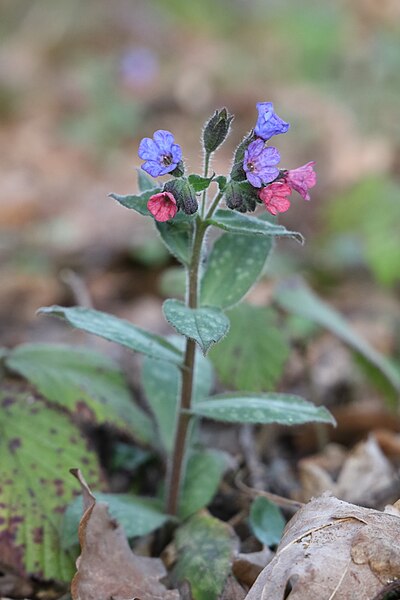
[69, 469, 179, 600]
[244, 492, 400, 600]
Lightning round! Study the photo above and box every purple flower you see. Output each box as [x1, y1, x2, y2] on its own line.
[254, 102, 290, 141]
[138, 130, 182, 177]
[243, 139, 281, 188]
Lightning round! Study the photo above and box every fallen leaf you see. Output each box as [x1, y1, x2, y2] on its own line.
[70, 469, 179, 600]
[245, 493, 400, 599]
[298, 435, 397, 507]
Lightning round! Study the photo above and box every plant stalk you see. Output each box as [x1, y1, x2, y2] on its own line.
[165, 218, 206, 516]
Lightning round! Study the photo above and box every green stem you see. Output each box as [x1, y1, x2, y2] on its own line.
[165, 218, 207, 516]
[200, 152, 211, 218]
[205, 190, 223, 221]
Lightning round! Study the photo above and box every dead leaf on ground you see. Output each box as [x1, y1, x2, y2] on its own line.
[298, 434, 399, 507]
[244, 492, 400, 600]
[70, 469, 179, 600]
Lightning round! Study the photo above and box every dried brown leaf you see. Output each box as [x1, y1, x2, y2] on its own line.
[70, 470, 179, 600]
[299, 435, 396, 506]
[245, 493, 400, 600]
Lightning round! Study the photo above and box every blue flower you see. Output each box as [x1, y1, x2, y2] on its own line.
[243, 139, 281, 188]
[254, 102, 290, 141]
[138, 130, 182, 177]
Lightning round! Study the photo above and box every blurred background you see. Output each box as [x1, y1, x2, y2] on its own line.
[0, 0, 399, 368]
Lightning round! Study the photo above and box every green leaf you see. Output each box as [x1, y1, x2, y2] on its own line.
[214, 175, 227, 192]
[188, 173, 214, 192]
[249, 497, 285, 547]
[190, 393, 336, 426]
[137, 168, 158, 192]
[61, 493, 169, 549]
[0, 379, 102, 581]
[207, 209, 304, 243]
[108, 188, 160, 216]
[142, 341, 213, 453]
[200, 231, 273, 309]
[163, 299, 230, 355]
[210, 304, 289, 392]
[179, 449, 228, 520]
[171, 511, 238, 600]
[38, 306, 182, 365]
[6, 344, 153, 444]
[156, 212, 194, 265]
[275, 278, 400, 392]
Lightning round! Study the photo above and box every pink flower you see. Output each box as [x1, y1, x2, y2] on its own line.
[147, 191, 177, 222]
[258, 182, 292, 216]
[285, 161, 316, 201]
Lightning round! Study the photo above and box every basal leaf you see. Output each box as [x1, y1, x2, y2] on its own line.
[200, 231, 273, 309]
[210, 304, 289, 391]
[171, 511, 238, 600]
[6, 344, 153, 444]
[179, 449, 229, 520]
[190, 393, 336, 426]
[38, 306, 182, 365]
[275, 278, 400, 392]
[109, 189, 160, 216]
[142, 340, 213, 453]
[207, 209, 304, 243]
[249, 496, 285, 547]
[61, 493, 169, 549]
[0, 379, 102, 581]
[163, 299, 230, 354]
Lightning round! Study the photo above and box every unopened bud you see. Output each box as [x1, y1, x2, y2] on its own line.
[225, 181, 258, 213]
[163, 178, 198, 215]
[203, 108, 233, 154]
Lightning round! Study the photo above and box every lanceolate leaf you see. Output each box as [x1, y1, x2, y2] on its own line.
[61, 493, 169, 549]
[156, 213, 194, 265]
[38, 306, 182, 365]
[0, 380, 102, 581]
[200, 231, 273, 309]
[6, 344, 153, 444]
[210, 304, 289, 391]
[275, 278, 400, 392]
[142, 341, 213, 453]
[109, 189, 160, 216]
[190, 393, 336, 426]
[137, 169, 158, 192]
[207, 209, 304, 243]
[171, 512, 238, 600]
[163, 299, 230, 354]
[179, 449, 229, 520]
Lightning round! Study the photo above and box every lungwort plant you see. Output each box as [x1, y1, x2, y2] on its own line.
[40, 102, 334, 518]
[2, 104, 400, 596]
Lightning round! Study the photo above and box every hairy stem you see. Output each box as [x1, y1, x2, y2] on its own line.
[165, 218, 206, 516]
[200, 152, 211, 218]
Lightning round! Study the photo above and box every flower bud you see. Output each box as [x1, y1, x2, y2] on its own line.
[163, 178, 198, 215]
[224, 181, 258, 213]
[169, 160, 185, 178]
[203, 108, 233, 154]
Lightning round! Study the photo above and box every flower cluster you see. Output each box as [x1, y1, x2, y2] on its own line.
[137, 103, 316, 221]
[242, 102, 316, 215]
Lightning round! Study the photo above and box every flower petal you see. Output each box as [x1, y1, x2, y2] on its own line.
[153, 130, 175, 153]
[141, 160, 163, 177]
[138, 137, 159, 161]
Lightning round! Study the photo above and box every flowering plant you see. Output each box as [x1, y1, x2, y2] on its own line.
[41, 103, 331, 520]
